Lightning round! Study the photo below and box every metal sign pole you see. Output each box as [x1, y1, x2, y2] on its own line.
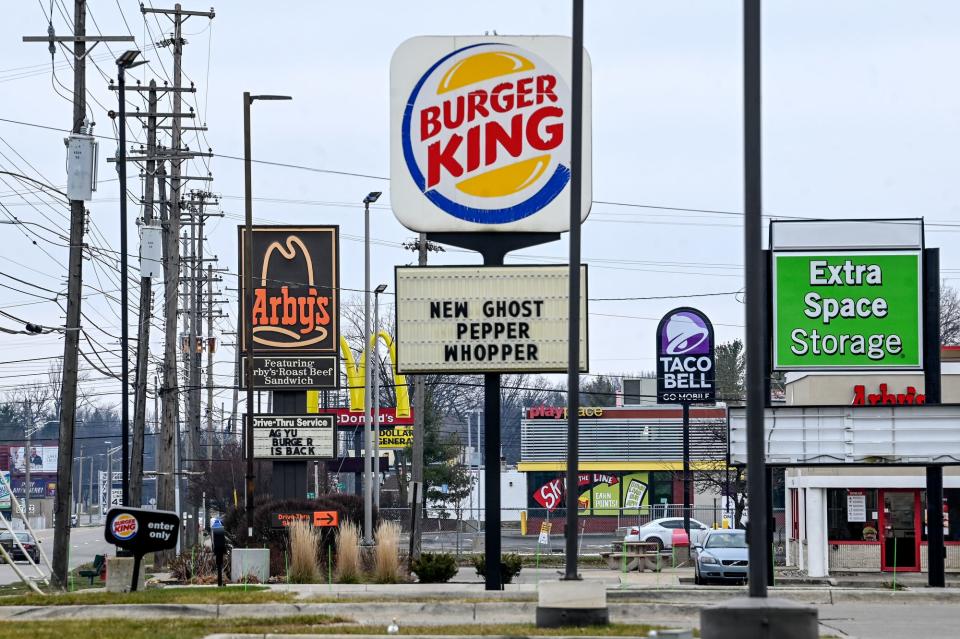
[564, 0, 585, 583]
[923, 248, 944, 587]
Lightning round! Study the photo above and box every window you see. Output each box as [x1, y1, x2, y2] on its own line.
[827, 488, 879, 541]
[660, 519, 683, 529]
[920, 489, 960, 543]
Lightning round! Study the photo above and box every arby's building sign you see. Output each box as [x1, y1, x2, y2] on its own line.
[852, 383, 925, 406]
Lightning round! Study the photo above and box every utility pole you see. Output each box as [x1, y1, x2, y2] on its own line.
[24, 0, 134, 591]
[157, 157, 177, 567]
[142, 1, 215, 559]
[130, 80, 159, 507]
[206, 263, 214, 459]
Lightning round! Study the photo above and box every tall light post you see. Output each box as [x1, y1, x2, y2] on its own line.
[362, 191, 382, 544]
[372, 283, 387, 511]
[243, 92, 292, 539]
[115, 50, 147, 507]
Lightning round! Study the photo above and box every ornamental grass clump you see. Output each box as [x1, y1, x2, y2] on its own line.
[335, 521, 362, 584]
[287, 520, 320, 583]
[372, 520, 403, 583]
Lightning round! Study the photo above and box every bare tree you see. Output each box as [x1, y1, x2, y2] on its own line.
[941, 283, 960, 346]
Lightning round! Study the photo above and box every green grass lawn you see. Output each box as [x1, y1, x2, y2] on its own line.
[0, 585, 295, 606]
[0, 616, 681, 639]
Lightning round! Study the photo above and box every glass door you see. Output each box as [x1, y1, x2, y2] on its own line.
[880, 490, 920, 572]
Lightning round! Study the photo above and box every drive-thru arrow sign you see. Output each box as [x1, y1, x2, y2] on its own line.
[313, 510, 339, 527]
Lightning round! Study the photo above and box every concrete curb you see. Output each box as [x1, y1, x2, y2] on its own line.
[203, 636, 652, 639]
[0, 601, 698, 626]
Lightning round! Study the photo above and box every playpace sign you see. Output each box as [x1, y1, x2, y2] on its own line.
[655, 307, 715, 404]
[239, 226, 340, 388]
[104, 507, 179, 554]
[390, 36, 592, 233]
[395, 264, 587, 373]
[773, 251, 922, 370]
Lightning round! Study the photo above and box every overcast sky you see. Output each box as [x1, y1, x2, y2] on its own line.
[1, 1, 959, 416]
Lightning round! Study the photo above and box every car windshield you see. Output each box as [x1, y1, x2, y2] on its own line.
[706, 533, 747, 549]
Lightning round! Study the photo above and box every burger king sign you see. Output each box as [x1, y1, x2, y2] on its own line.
[391, 36, 592, 233]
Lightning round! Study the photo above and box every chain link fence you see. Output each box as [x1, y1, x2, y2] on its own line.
[379, 505, 787, 564]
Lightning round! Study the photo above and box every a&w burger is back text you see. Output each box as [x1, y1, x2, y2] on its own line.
[390, 36, 591, 233]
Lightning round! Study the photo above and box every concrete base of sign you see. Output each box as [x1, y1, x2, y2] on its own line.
[105, 556, 144, 593]
[535, 580, 609, 628]
[231, 548, 270, 583]
[700, 597, 818, 639]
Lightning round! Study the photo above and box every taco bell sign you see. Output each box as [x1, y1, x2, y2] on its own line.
[656, 307, 715, 404]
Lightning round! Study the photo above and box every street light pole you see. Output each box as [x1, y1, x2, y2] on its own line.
[243, 92, 292, 539]
[373, 283, 387, 512]
[361, 191, 382, 544]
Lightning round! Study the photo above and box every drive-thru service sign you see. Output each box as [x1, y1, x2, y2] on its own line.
[395, 265, 587, 373]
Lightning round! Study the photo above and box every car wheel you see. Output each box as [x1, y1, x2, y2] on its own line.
[694, 570, 702, 585]
[646, 537, 664, 551]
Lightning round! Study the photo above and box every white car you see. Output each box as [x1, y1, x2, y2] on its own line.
[624, 517, 710, 550]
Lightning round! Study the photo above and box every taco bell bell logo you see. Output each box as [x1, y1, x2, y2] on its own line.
[656, 307, 716, 404]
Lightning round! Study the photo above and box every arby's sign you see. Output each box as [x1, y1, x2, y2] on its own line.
[852, 383, 925, 406]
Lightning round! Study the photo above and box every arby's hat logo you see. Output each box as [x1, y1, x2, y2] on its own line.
[401, 43, 571, 225]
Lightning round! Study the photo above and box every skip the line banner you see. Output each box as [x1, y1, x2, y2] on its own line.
[395, 265, 588, 374]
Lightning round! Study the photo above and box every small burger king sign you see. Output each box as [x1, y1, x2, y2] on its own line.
[111, 512, 139, 540]
[391, 36, 592, 233]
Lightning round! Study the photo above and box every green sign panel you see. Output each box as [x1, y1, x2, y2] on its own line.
[773, 251, 922, 370]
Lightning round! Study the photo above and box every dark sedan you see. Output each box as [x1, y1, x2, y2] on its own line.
[694, 529, 748, 585]
[0, 531, 41, 564]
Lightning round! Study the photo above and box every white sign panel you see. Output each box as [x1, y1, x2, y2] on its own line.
[847, 491, 866, 523]
[728, 405, 960, 465]
[250, 415, 336, 459]
[10, 446, 58, 473]
[395, 265, 587, 373]
[390, 35, 592, 233]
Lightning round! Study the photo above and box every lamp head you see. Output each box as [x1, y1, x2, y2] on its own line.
[363, 191, 382, 204]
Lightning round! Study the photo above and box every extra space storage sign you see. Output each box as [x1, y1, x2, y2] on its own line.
[395, 265, 587, 373]
[656, 307, 715, 404]
[773, 252, 922, 369]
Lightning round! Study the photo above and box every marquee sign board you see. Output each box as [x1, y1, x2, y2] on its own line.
[728, 404, 960, 466]
[390, 36, 592, 233]
[248, 414, 336, 460]
[394, 264, 587, 373]
[238, 226, 340, 388]
[655, 307, 715, 404]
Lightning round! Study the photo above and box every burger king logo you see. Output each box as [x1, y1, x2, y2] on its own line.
[111, 513, 139, 540]
[400, 41, 573, 226]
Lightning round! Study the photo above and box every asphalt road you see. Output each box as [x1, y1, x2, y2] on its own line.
[0, 524, 111, 586]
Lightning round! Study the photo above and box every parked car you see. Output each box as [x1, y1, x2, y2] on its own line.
[0, 531, 41, 564]
[693, 529, 748, 585]
[624, 517, 709, 550]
